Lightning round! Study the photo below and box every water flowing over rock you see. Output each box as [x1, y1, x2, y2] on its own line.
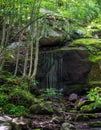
[37, 48, 91, 94]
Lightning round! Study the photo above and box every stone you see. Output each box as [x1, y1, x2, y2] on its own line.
[37, 48, 91, 93]
[88, 62, 101, 82]
[0, 123, 12, 130]
[30, 101, 54, 115]
[0, 115, 12, 123]
[52, 116, 64, 124]
[39, 36, 64, 47]
[80, 103, 94, 113]
[11, 116, 30, 130]
[80, 103, 101, 113]
[88, 122, 101, 127]
[61, 122, 75, 130]
[69, 93, 78, 102]
[75, 114, 89, 121]
[77, 100, 94, 109]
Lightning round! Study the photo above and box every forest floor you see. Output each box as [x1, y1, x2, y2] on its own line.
[25, 95, 101, 130]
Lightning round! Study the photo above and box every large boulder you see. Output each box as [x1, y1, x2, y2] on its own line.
[37, 48, 91, 94]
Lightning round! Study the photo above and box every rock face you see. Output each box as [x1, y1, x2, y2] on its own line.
[37, 48, 91, 93]
[88, 62, 101, 83]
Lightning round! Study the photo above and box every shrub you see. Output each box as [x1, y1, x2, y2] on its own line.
[88, 87, 101, 109]
[4, 104, 29, 116]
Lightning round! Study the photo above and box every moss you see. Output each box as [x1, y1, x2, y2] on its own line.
[80, 103, 94, 113]
[30, 101, 54, 115]
[77, 100, 93, 110]
[72, 38, 101, 46]
[88, 114, 98, 119]
[75, 114, 89, 121]
[0, 94, 8, 106]
[72, 38, 101, 63]
[88, 63, 101, 82]
[8, 88, 35, 107]
[88, 122, 101, 127]
[4, 104, 29, 116]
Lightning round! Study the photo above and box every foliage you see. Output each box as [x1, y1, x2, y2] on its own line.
[8, 88, 35, 107]
[0, 0, 101, 116]
[4, 104, 29, 116]
[0, 94, 8, 106]
[42, 88, 62, 97]
[88, 87, 101, 109]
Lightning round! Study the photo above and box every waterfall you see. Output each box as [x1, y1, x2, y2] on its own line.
[38, 51, 63, 89]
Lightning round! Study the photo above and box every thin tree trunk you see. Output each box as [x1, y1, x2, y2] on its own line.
[28, 41, 33, 77]
[23, 47, 29, 76]
[31, 38, 39, 80]
[1, 17, 6, 47]
[14, 42, 20, 76]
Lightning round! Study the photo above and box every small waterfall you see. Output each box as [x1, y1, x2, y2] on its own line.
[38, 51, 63, 89]
[46, 53, 58, 88]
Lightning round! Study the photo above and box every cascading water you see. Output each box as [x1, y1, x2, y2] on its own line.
[37, 51, 63, 89]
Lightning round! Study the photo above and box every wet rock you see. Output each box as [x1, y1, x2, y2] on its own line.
[30, 101, 54, 115]
[88, 62, 101, 82]
[37, 49, 91, 92]
[39, 36, 64, 47]
[69, 93, 78, 102]
[80, 103, 101, 113]
[52, 116, 64, 124]
[88, 121, 101, 127]
[0, 115, 12, 123]
[77, 100, 94, 109]
[11, 116, 30, 130]
[61, 122, 75, 130]
[66, 103, 75, 111]
[75, 114, 89, 121]
[80, 103, 94, 113]
[0, 123, 12, 130]
[70, 29, 86, 40]
[0, 115, 12, 130]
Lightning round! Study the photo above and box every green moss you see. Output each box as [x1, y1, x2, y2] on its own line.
[0, 94, 8, 106]
[88, 63, 101, 81]
[4, 104, 29, 116]
[30, 101, 54, 115]
[72, 38, 101, 63]
[75, 114, 89, 121]
[88, 122, 101, 127]
[8, 88, 35, 107]
[80, 103, 94, 113]
[72, 38, 101, 45]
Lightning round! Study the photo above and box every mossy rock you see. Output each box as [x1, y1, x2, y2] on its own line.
[88, 122, 101, 127]
[8, 89, 35, 107]
[88, 114, 98, 119]
[75, 114, 89, 121]
[72, 38, 101, 46]
[88, 62, 101, 82]
[52, 116, 64, 124]
[72, 38, 101, 62]
[80, 103, 94, 113]
[30, 101, 54, 115]
[80, 103, 101, 113]
[77, 100, 94, 109]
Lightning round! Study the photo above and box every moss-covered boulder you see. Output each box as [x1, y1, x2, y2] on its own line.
[88, 122, 101, 128]
[80, 103, 94, 113]
[75, 114, 89, 121]
[88, 62, 101, 84]
[30, 101, 54, 115]
[80, 103, 101, 113]
[77, 100, 94, 109]
[8, 89, 35, 107]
